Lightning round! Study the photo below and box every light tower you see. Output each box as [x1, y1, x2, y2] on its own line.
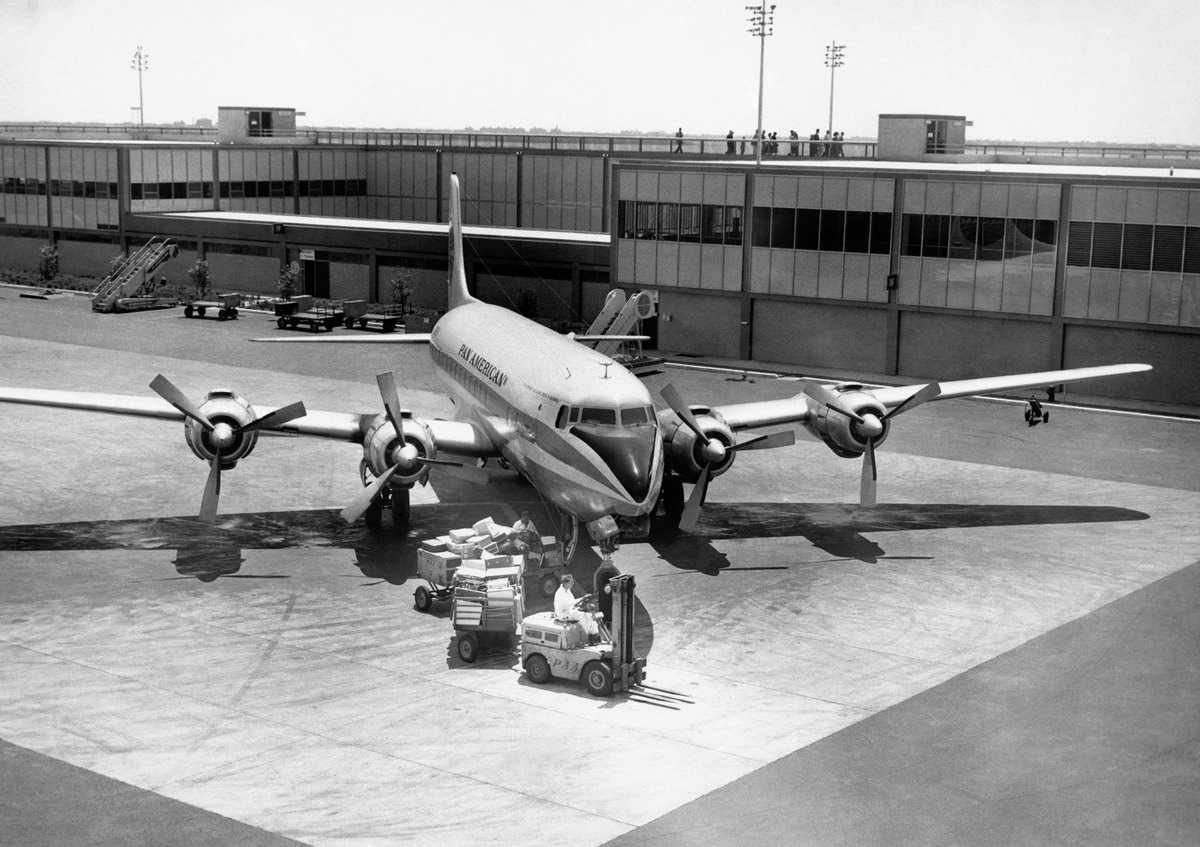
[824, 41, 845, 140]
[746, 3, 776, 166]
[131, 46, 149, 126]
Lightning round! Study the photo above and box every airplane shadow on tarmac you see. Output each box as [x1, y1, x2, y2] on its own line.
[647, 501, 1150, 575]
[0, 501, 1148, 667]
[0, 501, 1149, 581]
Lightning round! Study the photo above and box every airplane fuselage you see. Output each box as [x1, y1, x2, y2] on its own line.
[429, 301, 663, 524]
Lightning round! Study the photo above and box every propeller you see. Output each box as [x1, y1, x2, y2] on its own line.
[803, 380, 941, 507]
[660, 382, 796, 532]
[340, 372, 487, 524]
[150, 375, 307, 522]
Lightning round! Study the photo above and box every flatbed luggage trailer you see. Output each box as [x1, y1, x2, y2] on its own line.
[276, 301, 346, 332]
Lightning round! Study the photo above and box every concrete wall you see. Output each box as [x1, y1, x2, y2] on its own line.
[752, 300, 889, 373]
[56, 239, 121, 279]
[1064, 324, 1200, 406]
[657, 291, 742, 359]
[897, 311, 1052, 379]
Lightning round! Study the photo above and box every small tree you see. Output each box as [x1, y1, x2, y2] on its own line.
[187, 259, 212, 299]
[388, 269, 414, 314]
[38, 244, 59, 283]
[277, 263, 299, 301]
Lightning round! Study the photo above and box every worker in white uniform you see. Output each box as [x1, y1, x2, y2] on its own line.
[553, 574, 598, 639]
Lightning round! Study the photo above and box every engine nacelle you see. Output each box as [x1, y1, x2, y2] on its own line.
[805, 384, 889, 458]
[183, 389, 259, 468]
[361, 412, 438, 486]
[657, 405, 736, 483]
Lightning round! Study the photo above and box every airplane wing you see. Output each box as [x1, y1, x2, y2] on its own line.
[0, 386, 498, 458]
[709, 362, 1153, 431]
[0, 387, 185, 421]
[868, 363, 1153, 408]
[250, 334, 432, 343]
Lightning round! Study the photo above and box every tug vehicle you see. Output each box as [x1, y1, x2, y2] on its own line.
[519, 573, 645, 697]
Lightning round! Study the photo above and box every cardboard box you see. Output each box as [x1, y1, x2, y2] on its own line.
[472, 517, 494, 536]
[417, 548, 461, 585]
[448, 528, 474, 543]
[420, 537, 448, 553]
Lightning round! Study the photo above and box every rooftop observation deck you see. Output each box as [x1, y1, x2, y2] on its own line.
[3, 123, 1199, 165]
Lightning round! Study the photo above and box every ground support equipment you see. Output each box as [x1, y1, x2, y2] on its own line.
[520, 573, 646, 697]
[451, 559, 525, 663]
[346, 302, 402, 332]
[276, 302, 345, 332]
[183, 293, 240, 320]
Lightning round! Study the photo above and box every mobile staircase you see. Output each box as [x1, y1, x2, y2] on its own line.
[584, 289, 662, 374]
[90, 237, 179, 312]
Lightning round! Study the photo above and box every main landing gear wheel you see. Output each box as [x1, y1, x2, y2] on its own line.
[457, 634, 479, 664]
[525, 654, 551, 685]
[583, 661, 613, 697]
[538, 573, 559, 598]
[391, 487, 410, 529]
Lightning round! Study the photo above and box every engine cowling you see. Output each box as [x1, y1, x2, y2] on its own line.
[804, 384, 889, 458]
[361, 411, 438, 486]
[657, 405, 736, 483]
[182, 389, 260, 468]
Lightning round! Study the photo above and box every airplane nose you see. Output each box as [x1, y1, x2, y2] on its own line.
[572, 427, 657, 502]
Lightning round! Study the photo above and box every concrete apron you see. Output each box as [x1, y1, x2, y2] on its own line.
[1, 335, 1197, 846]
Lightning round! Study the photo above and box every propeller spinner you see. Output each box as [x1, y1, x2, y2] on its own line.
[803, 380, 941, 507]
[150, 374, 307, 522]
[340, 371, 487, 524]
[660, 382, 795, 532]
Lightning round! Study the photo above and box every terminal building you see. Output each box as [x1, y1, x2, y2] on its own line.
[2, 109, 1197, 407]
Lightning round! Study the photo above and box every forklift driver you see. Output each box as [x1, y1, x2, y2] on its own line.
[554, 574, 599, 640]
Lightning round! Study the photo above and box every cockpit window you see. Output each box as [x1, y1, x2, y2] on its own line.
[579, 406, 617, 425]
[620, 406, 653, 425]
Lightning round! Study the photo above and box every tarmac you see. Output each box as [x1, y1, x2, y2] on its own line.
[1, 289, 1198, 846]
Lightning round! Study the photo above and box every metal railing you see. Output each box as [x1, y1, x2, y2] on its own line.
[2, 123, 1197, 162]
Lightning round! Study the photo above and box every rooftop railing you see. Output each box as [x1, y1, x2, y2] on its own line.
[2, 123, 1197, 162]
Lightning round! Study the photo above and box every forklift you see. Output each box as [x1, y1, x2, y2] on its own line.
[519, 573, 646, 697]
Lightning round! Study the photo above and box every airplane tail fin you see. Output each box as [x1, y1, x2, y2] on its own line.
[447, 173, 476, 311]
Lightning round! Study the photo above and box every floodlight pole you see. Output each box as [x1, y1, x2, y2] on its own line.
[746, 3, 775, 166]
[131, 46, 149, 126]
[825, 42, 845, 138]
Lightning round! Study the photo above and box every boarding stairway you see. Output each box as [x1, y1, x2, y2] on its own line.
[585, 290, 658, 358]
[583, 290, 662, 376]
[90, 237, 179, 312]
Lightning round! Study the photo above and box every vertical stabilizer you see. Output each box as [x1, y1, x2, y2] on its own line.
[447, 173, 476, 310]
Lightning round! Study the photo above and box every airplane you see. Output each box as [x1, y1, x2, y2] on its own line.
[0, 174, 1152, 563]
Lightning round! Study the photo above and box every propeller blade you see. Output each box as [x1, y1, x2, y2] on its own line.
[200, 448, 222, 522]
[340, 464, 399, 523]
[679, 464, 712, 533]
[417, 457, 490, 485]
[730, 429, 796, 452]
[883, 381, 942, 421]
[241, 401, 308, 433]
[376, 372, 406, 440]
[860, 439, 878, 508]
[803, 382, 865, 423]
[150, 374, 213, 431]
[659, 383, 711, 446]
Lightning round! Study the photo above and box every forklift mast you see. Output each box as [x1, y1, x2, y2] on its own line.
[607, 573, 645, 692]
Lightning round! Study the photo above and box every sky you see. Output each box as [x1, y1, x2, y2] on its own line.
[2, 0, 1199, 144]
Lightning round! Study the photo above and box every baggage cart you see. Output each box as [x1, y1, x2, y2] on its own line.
[452, 562, 524, 663]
